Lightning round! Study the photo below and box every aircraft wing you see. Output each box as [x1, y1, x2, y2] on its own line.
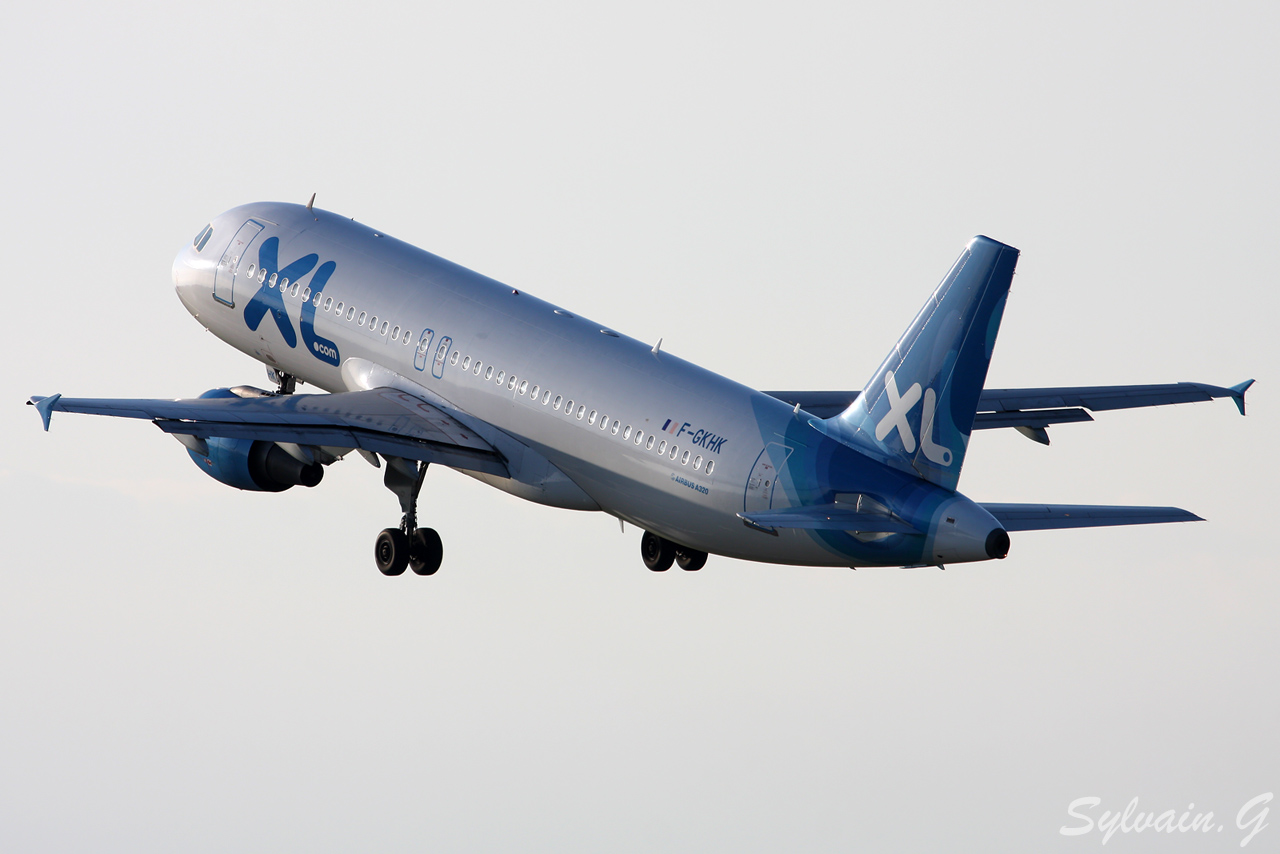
[980, 503, 1202, 531]
[765, 379, 1253, 443]
[27, 388, 509, 477]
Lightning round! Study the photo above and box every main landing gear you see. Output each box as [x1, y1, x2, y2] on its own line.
[640, 531, 707, 572]
[375, 456, 444, 577]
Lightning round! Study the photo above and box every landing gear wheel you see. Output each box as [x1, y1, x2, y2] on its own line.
[675, 548, 707, 571]
[375, 528, 409, 576]
[640, 531, 675, 572]
[409, 527, 443, 576]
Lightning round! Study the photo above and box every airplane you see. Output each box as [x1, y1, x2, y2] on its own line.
[29, 199, 1253, 576]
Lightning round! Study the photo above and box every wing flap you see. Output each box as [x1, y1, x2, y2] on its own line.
[981, 503, 1203, 531]
[971, 407, 1094, 430]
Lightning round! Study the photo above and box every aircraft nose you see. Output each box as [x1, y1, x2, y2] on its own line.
[173, 224, 217, 314]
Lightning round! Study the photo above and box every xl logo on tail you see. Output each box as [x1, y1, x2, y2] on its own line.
[242, 237, 341, 367]
[874, 370, 954, 466]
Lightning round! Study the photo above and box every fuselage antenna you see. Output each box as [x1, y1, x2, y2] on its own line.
[652, 338, 663, 356]
[306, 192, 317, 219]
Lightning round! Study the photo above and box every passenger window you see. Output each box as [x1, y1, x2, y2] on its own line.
[705, 460, 715, 475]
[519, 380, 528, 395]
[670, 445, 678, 459]
[646, 436, 655, 450]
[258, 268, 268, 284]
[553, 395, 562, 410]
[358, 311, 367, 326]
[576, 405, 585, 420]
[346, 307, 355, 320]
[508, 376, 517, 390]
[379, 321, 389, 335]
[529, 384, 538, 398]
[246, 263, 256, 278]
[681, 450, 690, 465]
[564, 399, 573, 414]
[636, 431, 644, 445]
[599, 416, 608, 430]
[403, 334, 411, 346]
[290, 282, 300, 297]
[622, 426, 631, 440]
[301, 287, 311, 301]
[588, 410, 597, 425]
[485, 366, 494, 380]
[324, 297, 332, 311]
[611, 420, 619, 435]
[693, 455, 702, 470]
[542, 390, 551, 405]
[369, 315, 378, 329]
[473, 362, 482, 375]
[449, 351, 459, 365]
[269, 272, 278, 287]
[461, 356, 470, 370]
[392, 325, 400, 339]
[312, 293, 321, 306]
[657, 441, 667, 455]
[496, 370, 505, 384]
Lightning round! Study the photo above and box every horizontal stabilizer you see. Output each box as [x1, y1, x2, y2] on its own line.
[980, 503, 1203, 531]
[738, 505, 921, 534]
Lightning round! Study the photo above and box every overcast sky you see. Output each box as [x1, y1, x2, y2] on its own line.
[2, 1, 1276, 851]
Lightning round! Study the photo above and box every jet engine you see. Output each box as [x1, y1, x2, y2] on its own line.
[180, 388, 324, 492]
[185, 437, 323, 492]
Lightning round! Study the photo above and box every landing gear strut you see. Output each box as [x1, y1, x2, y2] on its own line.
[266, 366, 297, 395]
[375, 457, 443, 576]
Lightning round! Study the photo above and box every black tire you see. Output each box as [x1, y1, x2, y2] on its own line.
[640, 531, 675, 572]
[409, 527, 444, 576]
[675, 547, 707, 572]
[375, 528, 409, 576]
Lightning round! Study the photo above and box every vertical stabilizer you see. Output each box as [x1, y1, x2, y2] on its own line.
[827, 236, 1019, 490]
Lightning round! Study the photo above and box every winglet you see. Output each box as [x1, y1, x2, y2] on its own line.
[28, 394, 61, 431]
[1229, 379, 1254, 416]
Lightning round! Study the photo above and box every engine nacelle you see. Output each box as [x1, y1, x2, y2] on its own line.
[187, 437, 324, 492]
[183, 388, 324, 492]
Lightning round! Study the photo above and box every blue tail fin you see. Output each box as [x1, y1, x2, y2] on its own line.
[825, 236, 1019, 490]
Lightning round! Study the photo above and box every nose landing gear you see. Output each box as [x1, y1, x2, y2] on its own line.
[375, 456, 443, 577]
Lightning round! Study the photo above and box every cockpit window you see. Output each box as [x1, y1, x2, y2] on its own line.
[193, 225, 213, 252]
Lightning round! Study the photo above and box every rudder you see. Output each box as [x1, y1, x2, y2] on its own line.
[826, 236, 1019, 490]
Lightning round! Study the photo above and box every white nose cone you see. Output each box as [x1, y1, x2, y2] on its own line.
[173, 242, 214, 317]
[929, 495, 1009, 564]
